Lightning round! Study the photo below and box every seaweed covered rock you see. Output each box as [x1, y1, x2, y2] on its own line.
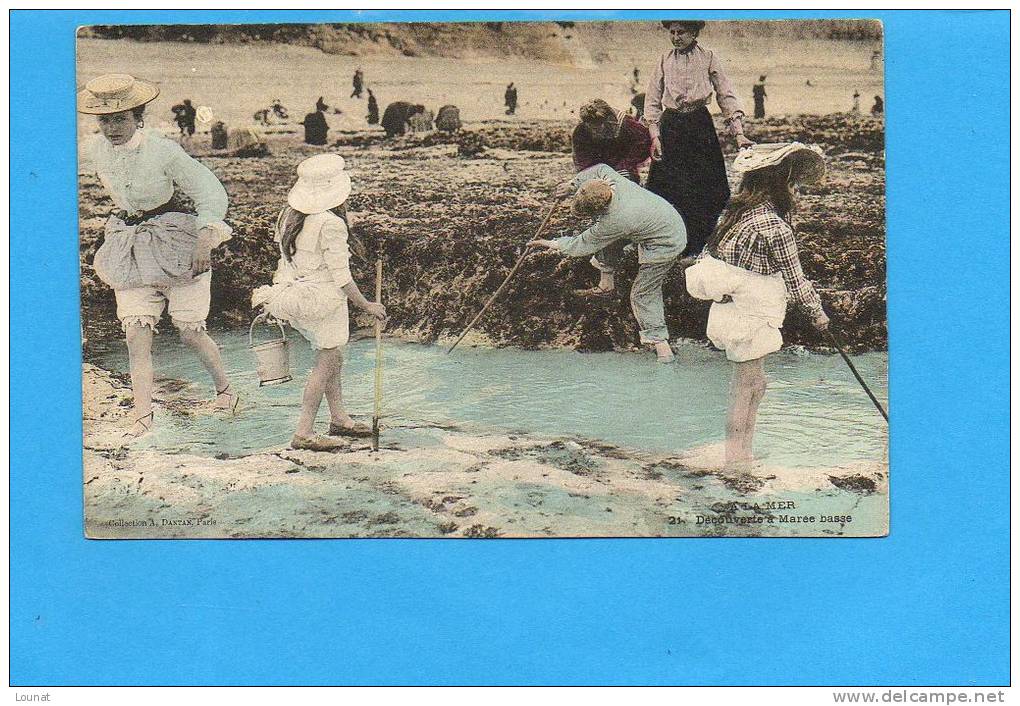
[80, 114, 887, 355]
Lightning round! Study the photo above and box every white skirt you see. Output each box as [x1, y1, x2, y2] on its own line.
[686, 255, 788, 362]
[252, 280, 350, 350]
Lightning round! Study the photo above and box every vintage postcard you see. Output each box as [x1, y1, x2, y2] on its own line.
[78, 19, 888, 538]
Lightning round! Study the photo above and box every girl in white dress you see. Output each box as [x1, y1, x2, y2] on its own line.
[253, 154, 386, 451]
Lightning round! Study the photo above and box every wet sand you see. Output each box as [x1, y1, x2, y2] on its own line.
[84, 364, 887, 539]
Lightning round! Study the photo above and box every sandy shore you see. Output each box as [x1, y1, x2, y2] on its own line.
[83, 364, 888, 539]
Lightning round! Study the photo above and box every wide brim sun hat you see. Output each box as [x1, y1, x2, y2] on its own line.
[287, 153, 352, 214]
[77, 74, 159, 115]
[196, 105, 214, 124]
[731, 142, 826, 184]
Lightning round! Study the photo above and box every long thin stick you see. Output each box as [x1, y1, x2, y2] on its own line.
[826, 330, 888, 423]
[446, 198, 562, 354]
[372, 257, 384, 451]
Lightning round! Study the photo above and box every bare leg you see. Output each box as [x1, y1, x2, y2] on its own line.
[725, 358, 767, 469]
[323, 348, 354, 427]
[125, 322, 155, 433]
[296, 349, 339, 437]
[178, 326, 232, 404]
[741, 358, 768, 461]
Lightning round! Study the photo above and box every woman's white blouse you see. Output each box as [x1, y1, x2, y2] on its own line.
[80, 129, 231, 244]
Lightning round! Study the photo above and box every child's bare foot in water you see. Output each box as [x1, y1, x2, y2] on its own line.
[655, 341, 675, 363]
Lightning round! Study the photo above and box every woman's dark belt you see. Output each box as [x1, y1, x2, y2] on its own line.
[662, 104, 710, 119]
[115, 198, 187, 226]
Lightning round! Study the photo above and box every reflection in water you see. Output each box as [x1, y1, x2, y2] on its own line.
[90, 331, 888, 468]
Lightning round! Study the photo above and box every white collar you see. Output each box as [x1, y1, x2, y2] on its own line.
[111, 129, 145, 152]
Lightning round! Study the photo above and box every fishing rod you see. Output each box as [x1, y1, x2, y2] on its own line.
[446, 197, 563, 354]
[826, 329, 888, 423]
[372, 256, 384, 451]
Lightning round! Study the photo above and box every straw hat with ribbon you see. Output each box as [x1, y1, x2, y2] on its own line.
[731, 142, 826, 185]
[77, 74, 159, 115]
[287, 154, 352, 215]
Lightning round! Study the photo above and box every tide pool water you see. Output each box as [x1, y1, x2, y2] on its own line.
[89, 330, 888, 471]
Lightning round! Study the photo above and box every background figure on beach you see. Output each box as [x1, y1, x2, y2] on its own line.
[381, 101, 417, 137]
[629, 67, 641, 95]
[408, 107, 434, 133]
[435, 104, 461, 133]
[851, 90, 861, 115]
[171, 98, 196, 139]
[687, 143, 829, 471]
[630, 92, 645, 120]
[301, 102, 329, 145]
[504, 82, 518, 115]
[210, 120, 228, 149]
[272, 98, 288, 120]
[870, 48, 882, 71]
[752, 75, 767, 118]
[351, 68, 364, 98]
[871, 95, 884, 117]
[366, 89, 379, 125]
[569, 98, 652, 297]
[532, 164, 687, 363]
[645, 20, 754, 258]
[78, 74, 239, 440]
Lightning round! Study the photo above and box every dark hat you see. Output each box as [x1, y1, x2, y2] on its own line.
[661, 20, 706, 31]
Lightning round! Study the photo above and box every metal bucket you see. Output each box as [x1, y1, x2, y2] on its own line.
[249, 313, 292, 386]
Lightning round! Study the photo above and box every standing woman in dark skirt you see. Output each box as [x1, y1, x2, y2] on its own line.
[645, 20, 754, 257]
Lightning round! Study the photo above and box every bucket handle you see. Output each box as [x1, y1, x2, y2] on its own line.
[249, 310, 287, 347]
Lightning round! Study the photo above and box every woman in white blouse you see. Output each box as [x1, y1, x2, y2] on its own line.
[79, 74, 238, 439]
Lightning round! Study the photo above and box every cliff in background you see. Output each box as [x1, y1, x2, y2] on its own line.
[78, 20, 883, 65]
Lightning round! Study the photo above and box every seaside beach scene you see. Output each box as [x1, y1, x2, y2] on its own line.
[78, 20, 887, 538]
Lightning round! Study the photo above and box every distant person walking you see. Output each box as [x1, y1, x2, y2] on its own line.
[851, 90, 861, 115]
[752, 75, 767, 119]
[645, 20, 753, 257]
[871, 95, 884, 117]
[504, 82, 518, 115]
[351, 68, 364, 99]
[171, 98, 197, 139]
[366, 89, 379, 125]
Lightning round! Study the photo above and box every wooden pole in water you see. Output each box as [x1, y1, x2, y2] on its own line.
[826, 330, 888, 423]
[372, 257, 384, 451]
[446, 197, 563, 354]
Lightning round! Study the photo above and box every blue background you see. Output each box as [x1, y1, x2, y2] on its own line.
[10, 10, 1009, 685]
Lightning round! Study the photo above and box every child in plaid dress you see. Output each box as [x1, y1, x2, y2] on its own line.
[686, 143, 830, 470]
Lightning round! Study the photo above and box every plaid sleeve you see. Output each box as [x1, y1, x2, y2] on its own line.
[765, 219, 824, 319]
